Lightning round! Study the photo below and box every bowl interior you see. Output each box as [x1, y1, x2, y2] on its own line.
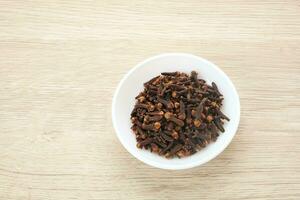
[112, 53, 240, 170]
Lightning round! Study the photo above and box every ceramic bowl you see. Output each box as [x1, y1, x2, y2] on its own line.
[112, 53, 240, 170]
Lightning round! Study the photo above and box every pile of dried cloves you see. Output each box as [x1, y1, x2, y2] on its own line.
[130, 71, 229, 158]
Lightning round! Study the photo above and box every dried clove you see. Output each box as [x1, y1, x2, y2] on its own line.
[164, 112, 185, 127]
[130, 71, 229, 158]
[178, 100, 186, 120]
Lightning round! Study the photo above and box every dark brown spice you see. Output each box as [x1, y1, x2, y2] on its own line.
[161, 132, 174, 142]
[130, 71, 229, 158]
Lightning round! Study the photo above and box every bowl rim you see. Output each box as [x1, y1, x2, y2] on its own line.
[112, 53, 240, 170]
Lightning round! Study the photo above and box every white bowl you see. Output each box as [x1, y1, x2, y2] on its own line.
[112, 53, 240, 170]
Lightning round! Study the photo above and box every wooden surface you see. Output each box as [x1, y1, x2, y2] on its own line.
[0, 1, 300, 199]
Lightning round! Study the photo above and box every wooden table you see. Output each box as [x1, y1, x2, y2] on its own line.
[0, 1, 299, 199]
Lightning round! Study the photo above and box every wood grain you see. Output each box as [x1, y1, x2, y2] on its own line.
[0, 0, 299, 199]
